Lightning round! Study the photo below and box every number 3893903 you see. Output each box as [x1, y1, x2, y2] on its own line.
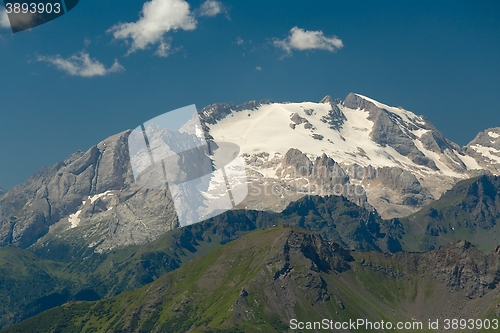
[5, 2, 62, 14]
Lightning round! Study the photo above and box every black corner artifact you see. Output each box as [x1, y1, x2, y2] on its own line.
[3, 0, 79, 33]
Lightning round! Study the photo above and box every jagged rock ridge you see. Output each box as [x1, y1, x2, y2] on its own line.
[0, 92, 498, 255]
[0, 131, 177, 253]
[207, 92, 497, 218]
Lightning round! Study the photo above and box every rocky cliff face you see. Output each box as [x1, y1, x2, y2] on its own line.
[464, 128, 500, 174]
[206, 93, 496, 218]
[274, 148, 369, 208]
[0, 131, 177, 254]
[345, 93, 437, 170]
[374, 166, 434, 206]
[344, 93, 466, 172]
[1, 92, 499, 255]
[431, 240, 500, 298]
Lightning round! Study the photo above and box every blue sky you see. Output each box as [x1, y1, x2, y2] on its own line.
[0, 0, 499, 189]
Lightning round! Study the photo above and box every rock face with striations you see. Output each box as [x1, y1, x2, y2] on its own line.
[0, 131, 177, 256]
[205, 92, 497, 219]
[464, 128, 500, 174]
[275, 148, 369, 208]
[375, 166, 434, 207]
[1, 92, 500, 257]
[431, 240, 500, 298]
[344, 93, 465, 172]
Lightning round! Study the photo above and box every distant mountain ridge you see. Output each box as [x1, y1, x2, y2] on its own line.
[28, 194, 400, 261]
[0, 92, 499, 257]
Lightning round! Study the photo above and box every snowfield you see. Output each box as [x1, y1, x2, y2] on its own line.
[208, 95, 481, 179]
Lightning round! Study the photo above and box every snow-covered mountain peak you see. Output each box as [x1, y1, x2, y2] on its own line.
[346, 92, 428, 129]
[319, 95, 340, 105]
[204, 93, 495, 218]
[1, 93, 499, 256]
[352, 93, 401, 111]
[207, 93, 474, 175]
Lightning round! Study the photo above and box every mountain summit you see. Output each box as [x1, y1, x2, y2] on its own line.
[0, 93, 498, 256]
[203, 92, 495, 218]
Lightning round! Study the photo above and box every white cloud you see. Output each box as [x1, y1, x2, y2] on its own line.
[1, 7, 11, 29]
[37, 51, 125, 77]
[274, 27, 343, 55]
[255, 66, 262, 71]
[108, 0, 197, 57]
[236, 37, 244, 45]
[0, 6, 43, 31]
[198, 0, 223, 17]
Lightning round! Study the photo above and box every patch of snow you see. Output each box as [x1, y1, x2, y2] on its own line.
[455, 151, 482, 170]
[470, 145, 500, 163]
[67, 191, 116, 227]
[88, 191, 114, 204]
[209, 102, 332, 157]
[68, 210, 82, 228]
[413, 140, 462, 177]
[257, 167, 280, 178]
[488, 131, 500, 139]
[195, 124, 204, 138]
[412, 128, 429, 138]
[208, 99, 472, 180]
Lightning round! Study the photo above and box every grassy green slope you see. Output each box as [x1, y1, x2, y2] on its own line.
[40, 194, 403, 304]
[0, 195, 304, 329]
[4, 227, 499, 333]
[4, 178, 500, 331]
[0, 219, 232, 329]
[0, 246, 81, 327]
